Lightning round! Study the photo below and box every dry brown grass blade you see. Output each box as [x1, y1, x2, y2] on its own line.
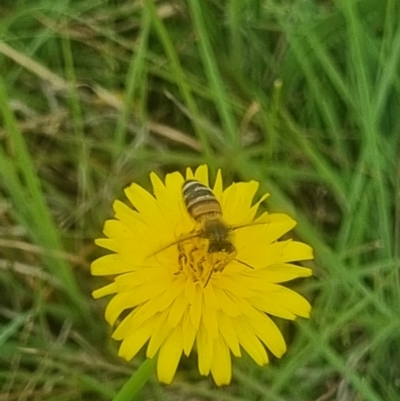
[0, 41, 201, 151]
[0, 41, 69, 91]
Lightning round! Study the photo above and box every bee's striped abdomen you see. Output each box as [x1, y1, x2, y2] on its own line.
[182, 180, 221, 222]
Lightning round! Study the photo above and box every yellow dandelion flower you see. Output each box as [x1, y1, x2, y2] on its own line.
[91, 165, 313, 386]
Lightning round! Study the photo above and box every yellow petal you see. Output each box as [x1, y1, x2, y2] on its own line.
[189, 283, 203, 330]
[94, 236, 161, 268]
[194, 164, 209, 185]
[279, 241, 314, 262]
[164, 170, 185, 190]
[91, 282, 117, 298]
[254, 263, 312, 283]
[235, 212, 296, 252]
[167, 293, 188, 328]
[211, 286, 241, 317]
[114, 269, 168, 289]
[202, 305, 219, 338]
[103, 219, 133, 240]
[236, 264, 312, 292]
[112, 301, 162, 340]
[146, 312, 172, 358]
[203, 284, 221, 310]
[235, 318, 269, 366]
[185, 166, 195, 179]
[149, 171, 168, 200]
[151, 171, 192, 234]
[157, 325, 183, 384]
[124, 183, 156, 213]
[252, 283, 312, 318]
[105, 290, 140, 325]
[247, 313, 287, 357]
[184, 277, 196, 305]
[221, 181, 260, 226]
[211, 336, 231, 386]
[94, 238, 120, 253]
[197, 322, 213, 375]
[112, 308, 140, 340]
[214, 274, 254, 298]
[232, 295, 260, 319]
[182, 311, 196, 356]
[237, 240, 313, 270]
[156, 277, 185, 312]
[91, 254, 128, 276]
[104, 280, 167, 325]
[113, 199, 142, 226]
[218, 312, 241, 357]
[248, 192, 270, 219]
[124, 184, 173, 239]
[249, 295, 298, 320]
[114, 270, 169, 293]
[213, 169, 223, 198]
[118, 317, 155, 360]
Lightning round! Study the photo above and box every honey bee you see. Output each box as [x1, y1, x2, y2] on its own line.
[182, 179, 235, 255]
[153, 179, 254, 286]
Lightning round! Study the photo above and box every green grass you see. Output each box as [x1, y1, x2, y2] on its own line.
[1, 0, 399, 400]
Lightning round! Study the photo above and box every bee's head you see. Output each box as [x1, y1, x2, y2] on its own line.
[208, 241, 236, 255]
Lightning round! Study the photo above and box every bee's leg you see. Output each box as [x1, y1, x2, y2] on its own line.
[234, 258, 254, 269]
[189, 248, 206, 276]
[175, 241, 186, 275]
[203, 268, 214, 287]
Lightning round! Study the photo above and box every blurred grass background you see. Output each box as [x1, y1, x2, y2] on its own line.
[1, 0, 399, 400]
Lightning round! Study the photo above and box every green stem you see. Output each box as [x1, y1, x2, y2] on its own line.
[112, 358, 157, 401]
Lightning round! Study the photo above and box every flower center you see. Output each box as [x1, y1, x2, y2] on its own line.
[176, 234, 236, 286]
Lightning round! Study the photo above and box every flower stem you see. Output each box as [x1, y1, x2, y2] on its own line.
[112, 358, 157, 401]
